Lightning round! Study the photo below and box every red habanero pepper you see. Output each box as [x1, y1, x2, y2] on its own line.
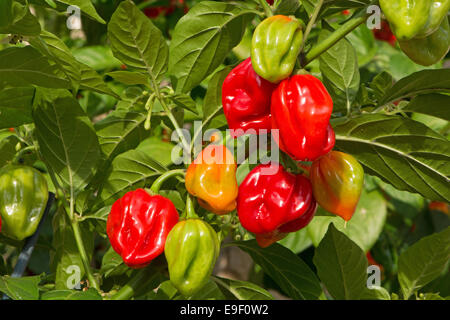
[222, 58, 277, 137]
[237, 163, 317, 248]
[271, 74, 335, 161]
[372, 20, 397, 46]
[107, 189, 179, 268]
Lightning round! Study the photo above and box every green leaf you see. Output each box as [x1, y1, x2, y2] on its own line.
[169, 93, 199, 115]
[213, 277, 273, 300]
[278, 228, 312, 254]
[0, 46, 70, 89]
[360, 286, 391, 300]
[99, 149, 167, 206]
[56, 0, 105, 24]
[380, 69, 450, 105]
[33, 89, 101, 193]
[234, 240, 322, 300]
[106, 71, 150, 86]
[41, 288, 102, 300]
[0, 87, 34, 129]
[274, 0, 300, 15]
[0, 135, 20, 167]
[308, 189, 387, 252]
[95, 109, 151, 163]
[0, 275, 42, 300]
[319, 28, 360, 115]
[313, 224, 368, 300]
[29, 30, 81, 86]
[50, 208, 94, 290]
[100, 246, 128, 278]
[346, 24, 376, 67]
[334, 114, 450, 202]
[79, 63, 119, 98]
[169, 1, 256, 93]
[398, 226, 450, 299]
[0, 1, 41, 36]
[137, 137, 175, 167]
[369, 72, 393, 102]
[108, 1, 168, 83]
[72, 46, 122, 71]
[402, 94, 450, 122]
[203, 66, 232, 126]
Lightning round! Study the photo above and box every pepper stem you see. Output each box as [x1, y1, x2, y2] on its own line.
[258, 0, 273, 17]
[184, 195, 199, 219]
[150, 169, 185, 194]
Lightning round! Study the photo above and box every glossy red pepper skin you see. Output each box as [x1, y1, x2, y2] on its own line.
[222, 58, 277, 137]
[237, 163, 317, 247]
[106, 189, 179, 268]
[271, 74, 335, 161]
[373, 20, 397, 46]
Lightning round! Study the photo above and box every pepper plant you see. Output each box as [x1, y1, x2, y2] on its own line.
[0, 0, 449, 301]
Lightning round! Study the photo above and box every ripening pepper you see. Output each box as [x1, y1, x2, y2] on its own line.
[398, 17, 450, 66]
[165, 219, 220, 296]
[380, 0, 450, 40]
[222, 58, 277, 137]
[237, 163, 317, 248]
[310, 151, 364, 221]
[372, 20, 397, 46]
[106, 189, 179, 268]
[0, 165, 48, 241]
[251, 15, 303, 83]
[271, 74, 335, 161]
[185, 144, 238, 215]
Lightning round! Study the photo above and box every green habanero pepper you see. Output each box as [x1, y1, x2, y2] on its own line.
[251, 15, 303, 83]
[416, 0, 450, 38]
[0, 165, 49, 241]
[399, 17, 450, 66]
[380, 0, 450, 40]
[165, 219, 220, 297]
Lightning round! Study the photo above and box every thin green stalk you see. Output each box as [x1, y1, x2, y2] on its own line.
[300, 0, 324, 53]
[302, 14, 369, 67]
[258, 0, 273, 17]
[150, 169, 185, 194]
[71, 219, 99, 290]
[184, 195, 198, 219]
[110, 268, 160, 300]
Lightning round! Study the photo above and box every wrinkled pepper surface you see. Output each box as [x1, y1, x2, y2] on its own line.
[399, 17, 450, 66]
[380, 0, 450, 40]
[310, 151, 364, 221]
[237, 163, 317, 248]
[186, 144, 238, 215]
[251, 15, 303, 83]
[222, 58, 277, 137]
[165, 218, 219, 296]
[0, 165, 48, 241]
[107, 189, 179, 268]
[271, 74, 335, 161]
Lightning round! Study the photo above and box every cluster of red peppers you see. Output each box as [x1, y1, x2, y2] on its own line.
[222, 14, 365, 247]
[106, 13, 365, 296]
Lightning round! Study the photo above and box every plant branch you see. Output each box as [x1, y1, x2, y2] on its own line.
[301, 14, 369, 67]
[150, 169, 185, 194]
[299, 0, 324, 53]
[258, 0, 273, 17]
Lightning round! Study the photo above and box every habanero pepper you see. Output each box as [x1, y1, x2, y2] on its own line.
[310, 151, 364, 222]
[380, 0, 450, 40]
[372, 20, 397, 47]
[0, 165, 49, 241]
[237, 163, 317, 248]
[165, 218, 220, 297]
[106, 189, 179, 268]
[251, 15, 304, 83]
[222, 58, 277, 137]
[398, 17, 450, 66]
[185, 144, 238, 215]
[271, 74, 335, 162]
